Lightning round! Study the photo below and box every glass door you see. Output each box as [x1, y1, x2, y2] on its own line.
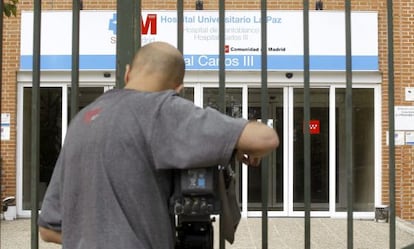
[335, 88, 375, 212]
[193, 85, 376, 217]
[247, 88, 284, 212]
[19, 85, 105, 212]
[199, 86, 284, 215]
[291, 88, 330, 213]
[21, 87, 62, 210]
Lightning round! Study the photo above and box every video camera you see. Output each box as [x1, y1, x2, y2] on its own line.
[170, 165, 235, 249]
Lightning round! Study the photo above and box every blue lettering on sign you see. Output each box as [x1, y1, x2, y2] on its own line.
[108, 13, 158, 35]
[160, 15, 177, 23]
[254, 16, 282, 23]
[109, 13, 117, 35]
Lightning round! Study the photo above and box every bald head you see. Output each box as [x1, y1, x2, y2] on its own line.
[124, 42, 185, 92]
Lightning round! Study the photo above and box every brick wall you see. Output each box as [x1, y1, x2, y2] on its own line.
[1, 0, 413, 220]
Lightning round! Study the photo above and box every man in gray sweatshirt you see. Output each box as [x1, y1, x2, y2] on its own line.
[38, 41, 279, 249]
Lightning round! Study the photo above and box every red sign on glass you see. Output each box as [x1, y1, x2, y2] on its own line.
[309, 120, 320, 134]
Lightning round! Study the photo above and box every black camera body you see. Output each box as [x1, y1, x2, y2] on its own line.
[171, 167, 220, 216]
[170, 167, 221, 249]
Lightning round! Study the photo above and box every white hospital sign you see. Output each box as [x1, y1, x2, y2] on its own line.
[20, 10, 378, 71]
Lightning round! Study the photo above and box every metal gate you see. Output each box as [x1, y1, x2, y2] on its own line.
[0, 0, 398, 248]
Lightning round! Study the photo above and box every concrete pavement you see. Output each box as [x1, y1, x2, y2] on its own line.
[1, 218, 414, 248]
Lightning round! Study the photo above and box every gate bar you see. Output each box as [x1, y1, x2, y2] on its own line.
[386, 0, 396, 248]
[218, 0, 225, 114]
[302, 1, 311, 248]
[344, 1, 354, 248]
[70, 0, 81, 120]
[218, 1, 226, 248]
[31, 1, 42, 248]
[0, 0, 3, 208]
[177, 0, 184, 53]
[116, 0, 141, 89]
[260, 0, 269, 248]
[134, 1, 141, 53]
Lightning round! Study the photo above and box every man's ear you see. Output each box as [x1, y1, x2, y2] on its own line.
[174, 83, 184, 94]
[124, 64, 131, 85]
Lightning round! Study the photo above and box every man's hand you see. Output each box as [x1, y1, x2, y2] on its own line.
[39, 226, 62, 244]
[236, 151, 261, 167]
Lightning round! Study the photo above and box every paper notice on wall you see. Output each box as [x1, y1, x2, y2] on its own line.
[395, 106, 414, 130]
[406, 132, 414, 145]
[1, 113, 11, 141]
[386, 131, 405, 146]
